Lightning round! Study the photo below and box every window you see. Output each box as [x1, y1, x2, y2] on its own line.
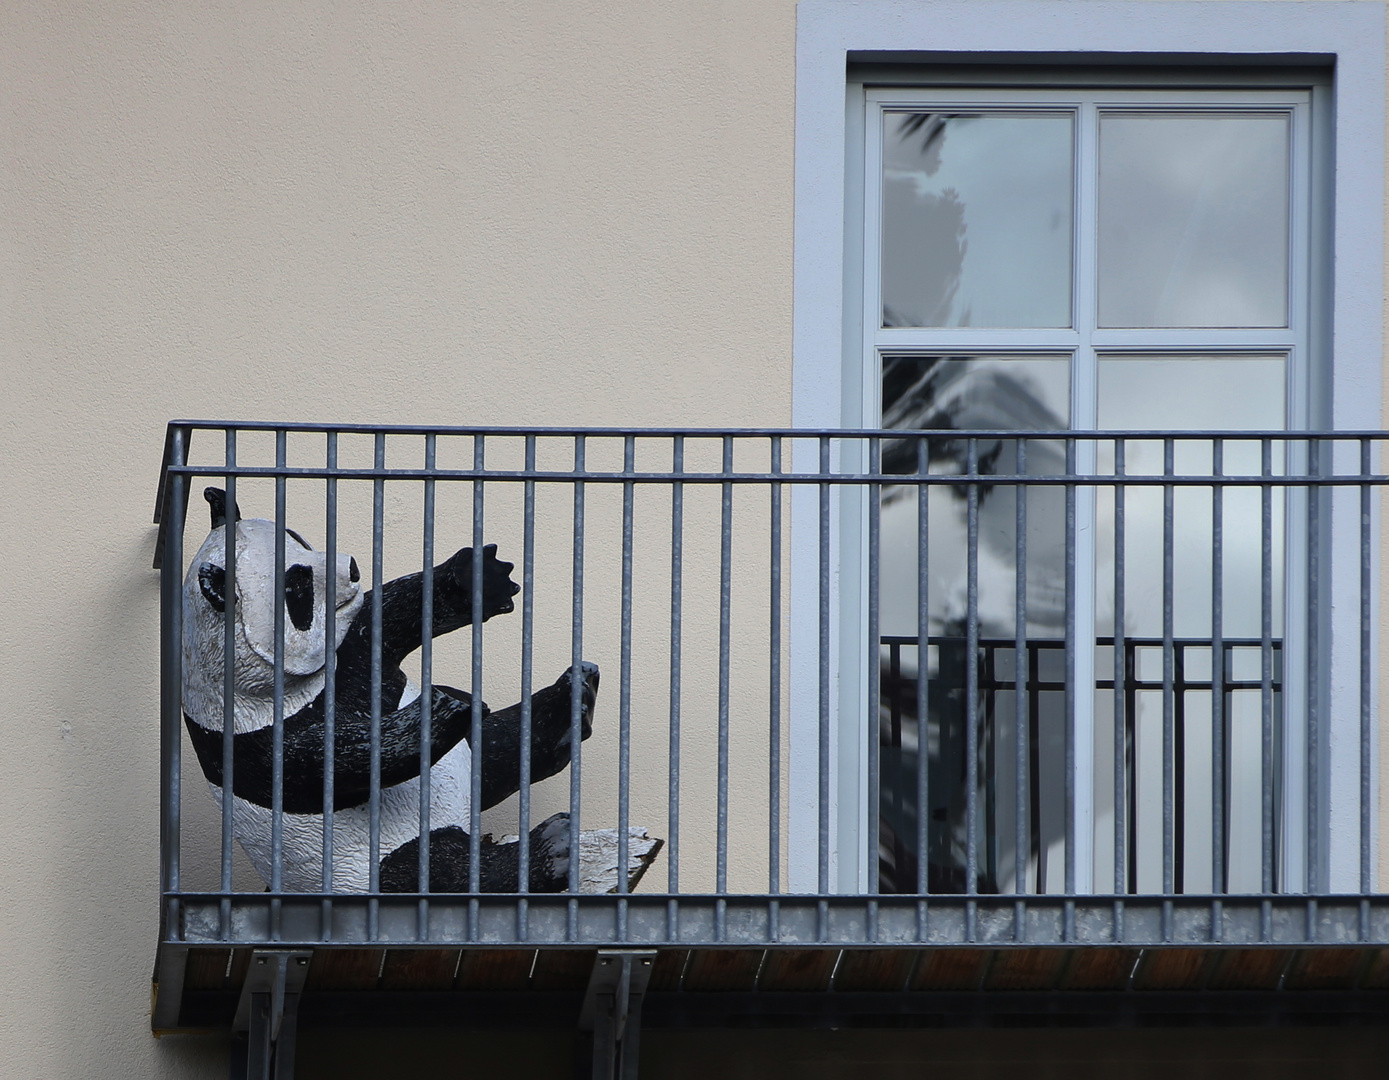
[789, 1, 1385, 896]
[864, 84, 1315, 897]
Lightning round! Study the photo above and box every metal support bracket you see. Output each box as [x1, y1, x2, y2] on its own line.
[229, 950, 312, 1080]
[579, 950, 656, 1080]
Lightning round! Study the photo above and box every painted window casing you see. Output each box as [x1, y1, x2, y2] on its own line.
[790, 0, 1385, 895]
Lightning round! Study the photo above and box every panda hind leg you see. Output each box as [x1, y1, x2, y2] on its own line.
[378, 813, 572, 893]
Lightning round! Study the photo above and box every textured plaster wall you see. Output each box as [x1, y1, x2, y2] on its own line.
[2, 2, 1387, 1078]
[0, 2, 793, 1076]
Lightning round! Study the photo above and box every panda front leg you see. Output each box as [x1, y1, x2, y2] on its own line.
[446, 662, 599, 812]
[378, 813, 572, 893]
[367, 543, 521, 673]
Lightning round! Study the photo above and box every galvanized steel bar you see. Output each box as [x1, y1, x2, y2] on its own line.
[518, 435, 537, 924]
[1113, 439, 1126, 896]
[272, 431, 288, 934]
[1017, 439, 1030, 899]
[1262, 438, 1275, 896]
[1362, 437, 1374, 896]
[717, 437, 733, 902]
[419, 434, 437, 932]
[1211, 440, 1225, 897]
[1163, 439, 1175, 896]
[221, 431, 237, 939]
[867, 436, 882, 899]
[322, 432, 338, 938]
[769, 436, 782, 896]
[1064, 439, 1077, 898]
[818, 436, 831, 902]
[966, 438, 980, 906]
[470, 436, 486, 918]
[1307, 438, 1320, 893]
[916, 437, 930, 908]
[161, 426, 187, 918]
[570, 436, 587, 917]
[369, 433, 385, 938]
[161, 463, 1386, 488]
[164, 419, 1389, 440]
[668, 436, 683, 912]
[619, 437, 636, 909]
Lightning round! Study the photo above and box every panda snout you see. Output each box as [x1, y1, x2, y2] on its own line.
[349, 557, 360, 583]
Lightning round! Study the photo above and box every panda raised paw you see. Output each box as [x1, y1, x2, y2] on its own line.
[442, 542, 520, 622]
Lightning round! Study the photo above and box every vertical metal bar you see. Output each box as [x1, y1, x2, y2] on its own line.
[916, 437, 930, 913]
[369, 433, 385, 938]
[868, 437, 882, 900]
[1361, 437, 1373, 897]
[271, 431, 287, 939]
[1307, 438, 1320, 894]
[717, 437, 733, 914]
[470, 435, 486, 923]
[161, 427, 187, 933]
[769, 436, 783, 896]
[1261, 438, 1275, 897]
[221, 431, 237, 939]
[322, 432, 338, 938]
[966, 438, 981, 908]
[818, 436, 832, 907]
[668, 437, 683, 916]
[1113, 439, 1126, 896]
[518, 436, 536, 925]
[1212, 440, 1225, 896]
[619, 437, 636, 915]
[419, 434, 436, 934]
[569, 436, 587, 920]
[1163, 439, 1175, 896]
[1064, 438, 1077, 898]
[1016, 439, 1030, 899]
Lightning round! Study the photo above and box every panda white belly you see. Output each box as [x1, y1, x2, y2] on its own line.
[213, 736, 473, 893]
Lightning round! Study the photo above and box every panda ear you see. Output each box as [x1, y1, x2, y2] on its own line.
[204, 487, 242, 530]
[198, 563, 227, 613]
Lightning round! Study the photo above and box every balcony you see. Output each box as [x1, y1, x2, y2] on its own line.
[151, 422, 1389, 1078]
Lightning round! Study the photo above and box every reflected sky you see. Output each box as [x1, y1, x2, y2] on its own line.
[881, 113, 1073, 328]
[1098, 112, 1290, 328]
[1095, 355, 1287, 639]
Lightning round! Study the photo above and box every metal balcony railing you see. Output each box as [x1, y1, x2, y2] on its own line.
[151, 422, 1389, 1042]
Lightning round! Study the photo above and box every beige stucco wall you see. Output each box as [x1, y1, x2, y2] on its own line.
[2, 2, 1387, 1078]
[0, 2, 794, 1075]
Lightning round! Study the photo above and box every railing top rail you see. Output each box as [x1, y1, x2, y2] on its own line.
[163, 419, 1389, 440]
[151, 421, 1389, 566]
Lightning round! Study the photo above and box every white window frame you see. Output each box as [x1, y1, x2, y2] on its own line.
[789, 0, 1386, 895]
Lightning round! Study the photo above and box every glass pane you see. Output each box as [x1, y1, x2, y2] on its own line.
[1090, 355, 1286, 896]
[1096, 354, 1285, 643]
[877, 355, 1070, 895]
[881, 112, 1073, 328]
[1098, 112, 1290, 328]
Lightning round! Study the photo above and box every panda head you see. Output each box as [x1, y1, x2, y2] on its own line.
[185, 487, 364, 681]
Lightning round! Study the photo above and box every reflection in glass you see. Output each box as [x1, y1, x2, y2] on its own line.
[877, 356, 1071, 894]
[1098, 112, 1290, 328]
[881, 112, 1073, 328]
[1091, 355, 1286, 895]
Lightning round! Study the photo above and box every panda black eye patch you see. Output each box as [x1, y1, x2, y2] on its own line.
[284, 564, 315, 631]
[198, 563, 227, 613]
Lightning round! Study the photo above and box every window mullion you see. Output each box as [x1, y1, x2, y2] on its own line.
[1069, 96, 1100, 894]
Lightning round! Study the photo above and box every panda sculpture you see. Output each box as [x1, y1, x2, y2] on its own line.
[182, 486, 601, 894]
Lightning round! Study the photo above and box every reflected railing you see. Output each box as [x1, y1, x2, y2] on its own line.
[878, 636, 1284, 897]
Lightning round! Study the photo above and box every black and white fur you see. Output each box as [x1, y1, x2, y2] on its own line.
[182, 487, 593, 893]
